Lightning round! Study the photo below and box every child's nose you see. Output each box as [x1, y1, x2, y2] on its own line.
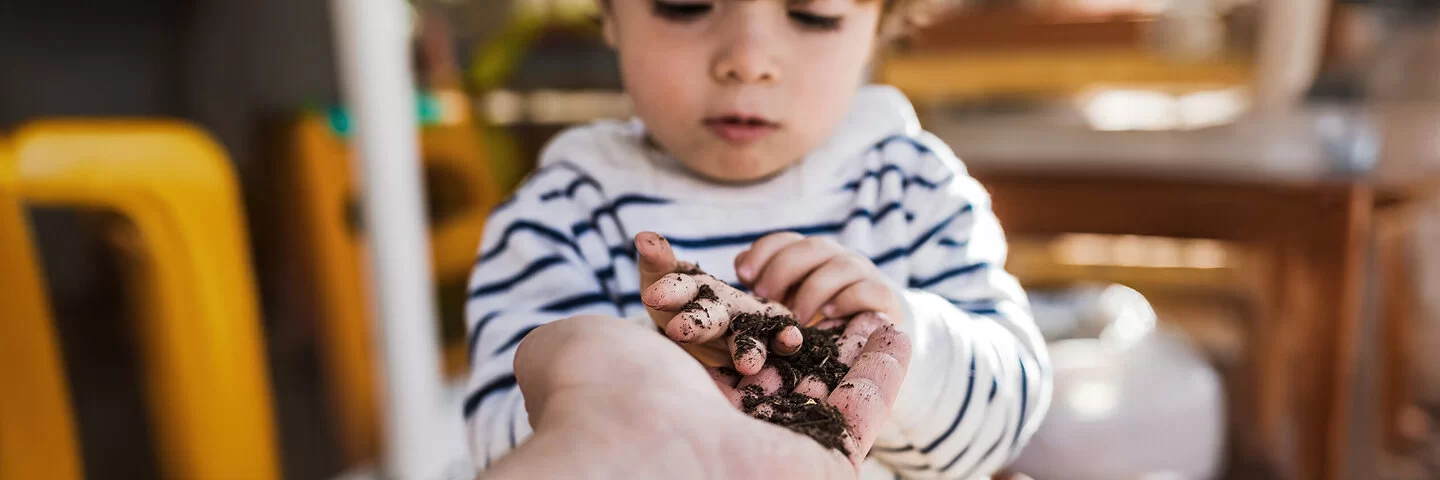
[711, 40, 781, 85]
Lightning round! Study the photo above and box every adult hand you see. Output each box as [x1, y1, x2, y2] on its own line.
[483, 315, 911, 479]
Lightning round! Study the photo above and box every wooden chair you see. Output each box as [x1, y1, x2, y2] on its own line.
[0, 121, 279, 480]
[288, 108, 505, 465]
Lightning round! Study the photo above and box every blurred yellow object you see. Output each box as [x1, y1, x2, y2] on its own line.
[289, 104, 503, 465]
[0, 137, 84, 480]
[877, 47, 1254, 103]
[2, 121, 279, 480]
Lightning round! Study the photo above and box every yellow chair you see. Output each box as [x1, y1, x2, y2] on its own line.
[0, 121, 279, 480]
[0, 137, 84, 480]
[289, 107, 504, 465]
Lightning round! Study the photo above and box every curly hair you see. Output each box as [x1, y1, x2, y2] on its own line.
[878, 0, 958, 39]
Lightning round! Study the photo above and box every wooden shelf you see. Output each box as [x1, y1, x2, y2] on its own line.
[877, 47, 1255, 102]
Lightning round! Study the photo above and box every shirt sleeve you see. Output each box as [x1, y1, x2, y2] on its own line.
[868, 133, 1053, 479]
[461, 164, 624, 473]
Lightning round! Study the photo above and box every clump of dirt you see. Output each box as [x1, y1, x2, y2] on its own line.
[736, 324, 852, 456]
[728, 312, 799, 357]
[769, 326, 849, 391]
[741, 390, 851, 457]
[667, 260, 853, 455]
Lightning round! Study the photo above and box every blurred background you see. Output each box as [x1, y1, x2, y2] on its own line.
[1, 0, 1438, 479]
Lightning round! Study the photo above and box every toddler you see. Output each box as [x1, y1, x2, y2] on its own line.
[464, 0, 1052, 477]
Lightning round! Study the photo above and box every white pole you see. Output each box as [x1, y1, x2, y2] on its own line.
[329, 1, 446, 479]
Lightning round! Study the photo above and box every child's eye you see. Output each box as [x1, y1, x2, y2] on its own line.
[789, 11, 843, 31]
[651, 0, 712, 22]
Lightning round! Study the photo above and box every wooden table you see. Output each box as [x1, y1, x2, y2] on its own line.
[930, 103, 1440, 480]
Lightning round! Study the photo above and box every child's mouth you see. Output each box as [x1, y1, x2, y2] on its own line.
[703, 115, 778, 145]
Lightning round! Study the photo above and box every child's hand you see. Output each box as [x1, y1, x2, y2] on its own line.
[734, 232, 904, 326]
[636, 232, 804, 376]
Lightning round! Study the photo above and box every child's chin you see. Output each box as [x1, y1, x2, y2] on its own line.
[691, 160, 790, 185]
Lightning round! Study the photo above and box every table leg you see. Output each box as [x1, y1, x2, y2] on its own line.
[1376, 207, 1419, 453]
[1281, 187, 1372, 480]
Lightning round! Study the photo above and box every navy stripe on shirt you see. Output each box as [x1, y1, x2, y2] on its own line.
[871, 203, 974, 266]
[938, 237, 968, 248]
[540, 175, 603, 202]
[467, 310, 504, 360]
[571, 194, 672, 237]
[909, 262, 990, 289]
[662, 201, 912, 250]
[493, 324, 540, 357]
[539, 291, 617, 313]
[923, 345, 977, 454]
[469, 255, 570, 299]
[476, 221, 579, 265]
[952, 415, 1011, 477]
[841, 165, 949, 191]
[875, 134, 932, 154]
[1012, 355, 1030, 450]
[938, 372, 998, 471]
[463, 374, 517, 419]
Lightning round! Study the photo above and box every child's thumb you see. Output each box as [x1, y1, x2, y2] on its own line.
[635, 231, 678, 289]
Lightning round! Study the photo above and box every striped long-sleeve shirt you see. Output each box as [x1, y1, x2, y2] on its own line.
[464, 85, 1051, 479]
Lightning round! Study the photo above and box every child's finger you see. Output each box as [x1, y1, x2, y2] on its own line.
[823, 280, 900, 322]
[787, 256, 868, 325]
[750, 238, 840, 303]
[666, 297, 728, 343]
[734, 231, 804, 285]
[770, 325, 803, 356]
[812, 318, 847, 330]
[837, 312, 891, 366]
[729, 334, 768, 376]
[828, 325, 911, 466]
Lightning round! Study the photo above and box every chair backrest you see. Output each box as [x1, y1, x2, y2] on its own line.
[0, 135, 84, 480]
[288, 110, 504, 464]
[2, 120, 279, 480]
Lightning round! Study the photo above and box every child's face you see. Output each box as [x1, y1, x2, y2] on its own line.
[603, 0, 883, 183]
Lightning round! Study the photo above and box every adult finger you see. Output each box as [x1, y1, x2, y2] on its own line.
[837, 312, 891, 366]
[733, 231, 804, 285]
[827, 325, 911, 467]
[730, 334, 768, 376]
[643, 273, 697, 312]
[666, 296, 728, 343]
